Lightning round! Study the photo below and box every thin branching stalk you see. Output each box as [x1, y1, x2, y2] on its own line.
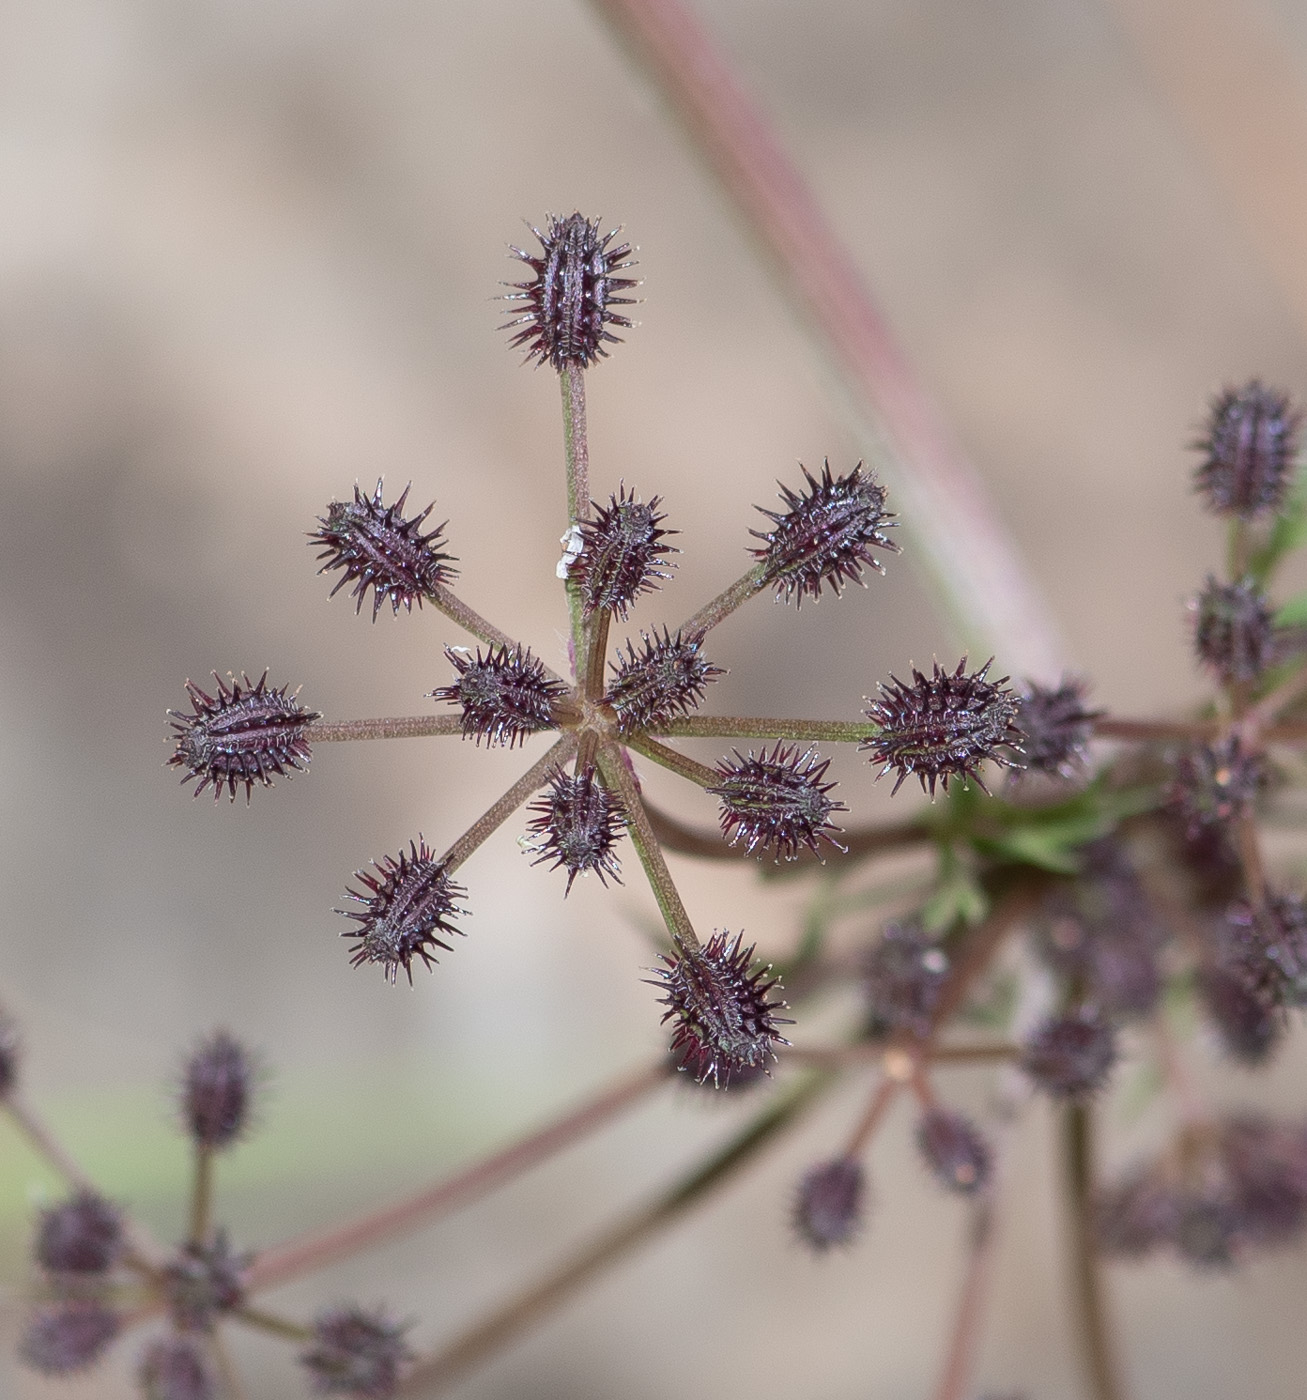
[678, 563, 772, 640]
[232, 1307, 313, 1343]
[623, 733, 721, 788]
[560, 364, 591, 672]
[398, 1069, 835, 1396]
[189, 1144, 215, 1248]
[785, 1042, 1019, 1070]
[651, 715, 874, 744]
[245, 1060, 668, 1293]
[428, 585, 562, 679]
[440, 735, 577, 873]
[595, 741, 701, 951]
[307, 716, 466, 742]
[929, 1197, 997, 1400]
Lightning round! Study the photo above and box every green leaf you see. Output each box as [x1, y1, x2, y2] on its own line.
[1276, 591, 1307, 627]
[1250, 461, 1307, 584]
[922, 848, 989, 932]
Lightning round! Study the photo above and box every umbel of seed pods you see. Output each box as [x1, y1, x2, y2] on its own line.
[167, 211, 1033, 1087]
[15, 1029, 412, 1395]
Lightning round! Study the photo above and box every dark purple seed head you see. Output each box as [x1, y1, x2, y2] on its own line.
[35, 1192, 123, 1275]
[501, 212, 637, 371]
[1020, 1009, 1116, 1098]
[1094, 1169, 1179, 1258]
[0, 1006, 19, 1098]
[1226, 891, 1307, 1006]
[1198, 964, 1284, 1064]
[525, 767, 625, 893]
[19, 1300, 120, 1374]
[793, 1158, 866, 1252]
[139, 1336, 215, 1400]
[650, 932, 791, 1087]
[605, 628, 723, 733]
[1193, 380, 1300, 518]
[339, 840, 466, 985]
[431, 644, 564, 748]
[1193, 576, 1276, 685]
[862, 921, 950, 1041]
[1013, 676, 1100, 781]
[1172, 1188, 1241, 1269]
[1168, 736, 1266, 838]
[709, 743, 847, 861]
[168, 671, 319, 803]
[572, 487, 678, 620]
[1220, 1114, 1307, 1246]
[163, 1232, 247, 1333]
[309, 480, 456, 619]
[916, 1108, 991, 1195]
[862, 657, 1023, 797]
[181, 1030, 256, 1151]
[750, 460, 898, 605]
[301, 1304, 413, 1398]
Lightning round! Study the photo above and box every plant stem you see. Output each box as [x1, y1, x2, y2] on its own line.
[641, 798, 929, 863]
[428, 586, 562, 680]
[595, 741, 701, 951]
[678, 563, 772, 640]
[842, 1075, 901, 1156]
[785, 1042, 1019, 1070]
[1064, 1101, 1129, 1400]
[929, 1197, 997, 1400]
[189, 1144, 215, 1247]
[233, 1306, 314, 1342]
[245, 1060, 668, 1293]
[397, 1069, 834, 1396]
[440, 735, 577, 873]
[210, 1330, 249, 1400]
[651, 714, 875, 744]
[623, 733, 722, 788]
[560, 365, 591, 675]
[307, 716, 466, 742]
[1241, 661, 1307, 735]
[586, 0, 1065, 677]
[1093, 717, 1218, 742]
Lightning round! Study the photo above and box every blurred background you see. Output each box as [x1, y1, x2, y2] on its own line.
[4, 0, 1307, 1394]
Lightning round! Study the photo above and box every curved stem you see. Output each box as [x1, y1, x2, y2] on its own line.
[397, 1069, 834, 1396]
[440, 735, 576, 873]
[245, 1060, 668, 1294]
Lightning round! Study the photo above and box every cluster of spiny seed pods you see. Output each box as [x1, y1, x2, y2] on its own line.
[165, 211, 1032, 1086]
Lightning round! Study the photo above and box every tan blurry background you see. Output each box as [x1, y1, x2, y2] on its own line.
[4, 0, 1307, 1395]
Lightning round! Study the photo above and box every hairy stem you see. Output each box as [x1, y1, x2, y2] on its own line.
[1065, 1101, 1129, 1400]
[595, 741, 701, 951]
[560, 364, 591, 675]
[678, 562, 772, 640]
[246, 1060, 668, 1293]
[189, 1144, 215, 1248]
[441, 735, 577, 873]
[429, 585, 562, 680]
[651, 714, 875, 744]
[586, 0, 1064, 676]
[307, 716, 466, 742]
[398, 1069, 834, 1395]
[623, 733, 722, 789]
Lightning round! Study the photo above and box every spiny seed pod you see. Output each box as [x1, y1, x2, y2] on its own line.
[35, 1191, 123, 1275]
[1013, 676, 1100, 781]
[1193, 576, 1276, 685]
[793, 1158, 865, 1252]
[916, 1108, 991, 1195]
[862, 922, 949, 1041]
[163, 1233, 246, 1333]
[1225, 891, 1307, 1007]
[181, 1030, 255, 1151]
[1094, 1169, 1179, 1259]
[1198, 964, 1284, 1065]
[572, 487, 678, 619]
[1193, 380, 1300, 518]
[432, 644, 565, 748]
[1221, 1114, 1307, 1246]
[709, 743, 846, 861]
[1168, 736, 1266, 837]
[750, 460, 897, 605]
[501, 212, 637, 370]
[862, 657, 1023, 797]
[605, 628, 723, 733]
[1020, 1008, 1116, 1098]
[525, 767, 625, 893]
[19, 1300, 120, 1374]
[309, 481, 456, 619]
[651, 932, 791, 1087]
[168, 672, 318, 803]
[139, 1336, 215, 1400]
[339, 840, 466, 985]
[0, 1006, 19, 1098]
[1173, 1189, 1241, 1269]
[301, 1304, 413, 1398]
